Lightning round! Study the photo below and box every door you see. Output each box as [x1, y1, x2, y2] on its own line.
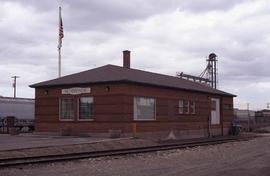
[211, 98, 220, 125]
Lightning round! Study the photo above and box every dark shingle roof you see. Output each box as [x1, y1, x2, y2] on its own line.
[30, 64, 235, 96]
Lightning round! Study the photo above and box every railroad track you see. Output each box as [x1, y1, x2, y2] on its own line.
[0, 136, 255, 168]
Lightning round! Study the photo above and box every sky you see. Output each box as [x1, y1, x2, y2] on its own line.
[0, 0, 270, 110]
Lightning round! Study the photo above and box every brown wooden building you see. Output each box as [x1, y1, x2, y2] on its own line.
[30, 51, 235, 139]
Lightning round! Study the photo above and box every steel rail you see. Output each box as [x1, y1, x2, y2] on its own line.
[0, 136, 255, 168]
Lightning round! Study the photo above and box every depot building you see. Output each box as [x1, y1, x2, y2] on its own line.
[30, 50, 235, 139]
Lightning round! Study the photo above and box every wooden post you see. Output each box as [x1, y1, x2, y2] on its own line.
[132, 123, 137, 138]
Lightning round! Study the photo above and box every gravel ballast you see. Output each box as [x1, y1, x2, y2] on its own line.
[1, 134, 270, 176]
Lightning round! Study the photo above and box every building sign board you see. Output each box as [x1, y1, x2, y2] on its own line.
[61, 87, 91, 95]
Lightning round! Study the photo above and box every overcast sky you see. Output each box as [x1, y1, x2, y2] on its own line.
[0, 0, 270, 110]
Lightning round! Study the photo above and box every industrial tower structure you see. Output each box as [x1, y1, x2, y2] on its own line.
[177, 53, 218, 89]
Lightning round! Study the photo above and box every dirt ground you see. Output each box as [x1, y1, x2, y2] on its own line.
[1, 134, 270, 176]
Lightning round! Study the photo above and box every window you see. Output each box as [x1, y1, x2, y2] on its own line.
[178, 100, 196, 115]
[79, 97, 93, 120]
[134, 97, 155, 120]
[178, 100, 184, 114]
[60, 98, 75, 120]
[183, 100, 189, 114]
[224, 104, 233, 110]
[211, 100, 216, 110]
[190, 101, 196, 114]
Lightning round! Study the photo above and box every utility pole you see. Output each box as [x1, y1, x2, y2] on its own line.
[247, 103, 250, 132]
[267, 103, 269, 109]
[11, 76, 20, 98]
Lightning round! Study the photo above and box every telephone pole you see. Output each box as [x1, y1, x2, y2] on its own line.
[11, 76, 20, 98]
[247, 103, 250, 131]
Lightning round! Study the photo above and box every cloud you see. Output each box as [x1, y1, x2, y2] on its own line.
[2, 0, 248, 32]
[0, 0, 270, 110]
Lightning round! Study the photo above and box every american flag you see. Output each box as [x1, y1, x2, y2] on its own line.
[58, 6, 64, 49]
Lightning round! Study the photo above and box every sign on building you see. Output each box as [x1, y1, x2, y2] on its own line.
[61, 87, 91, 95]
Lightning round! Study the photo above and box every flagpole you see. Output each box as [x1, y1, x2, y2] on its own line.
[58, 6, 61, 78]
[58, 45, 61, 78]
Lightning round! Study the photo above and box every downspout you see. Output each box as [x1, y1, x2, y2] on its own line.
[220, 97, 224, 136]
[208, 96, 211, 137]
[208, 115, 211, 137]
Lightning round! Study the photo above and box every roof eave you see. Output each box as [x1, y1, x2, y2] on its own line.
[30, 80, 236, 97]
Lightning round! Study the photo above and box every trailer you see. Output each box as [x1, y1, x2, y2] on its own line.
[0, 96, 34, 133]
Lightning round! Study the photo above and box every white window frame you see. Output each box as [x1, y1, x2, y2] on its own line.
[183, 100, 190, 114]
[190, 101, 196, 114]
[59, 97, 75, 121]
[77, 97, 94, 121]
[133, 97, 156, 121]
[178, 100, 184, 114]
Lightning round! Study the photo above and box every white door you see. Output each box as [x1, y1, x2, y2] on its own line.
[211, 98, 220, 125]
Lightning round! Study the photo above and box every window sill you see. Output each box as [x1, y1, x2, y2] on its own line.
[59, 119, 75, 121]
[134, 119, 156, 121]
[177, 114, 196, 115]
[77, 119, 94, 121]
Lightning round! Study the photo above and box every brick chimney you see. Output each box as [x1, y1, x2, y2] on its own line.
[123, 50, 130, 68]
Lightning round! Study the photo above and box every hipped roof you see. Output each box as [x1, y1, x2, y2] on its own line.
[30, 64, 235, 97]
